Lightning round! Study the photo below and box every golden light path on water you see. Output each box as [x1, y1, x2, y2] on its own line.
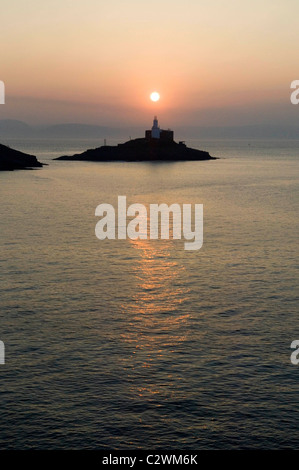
[129, 238, 189, 315]
[119, 220, 191, 401]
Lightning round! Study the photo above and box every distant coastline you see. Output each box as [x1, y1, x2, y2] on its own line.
[1, 120, 298, 140]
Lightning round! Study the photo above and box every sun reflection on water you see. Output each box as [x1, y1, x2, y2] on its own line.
[129, 238, 189, 316]
[118, 232, 192, 401]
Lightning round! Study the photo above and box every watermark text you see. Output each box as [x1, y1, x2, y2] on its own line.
[290, 80, 299, 105]
[0, 341, 5, 364]
[95, 196, 203, 251]
[290, 340, 299, 365]
[0, 81, 5, 104]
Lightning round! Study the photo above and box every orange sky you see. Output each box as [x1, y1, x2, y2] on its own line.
[0, 0, 298, 126]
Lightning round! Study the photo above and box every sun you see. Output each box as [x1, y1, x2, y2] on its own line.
[150, 92, 160, 102]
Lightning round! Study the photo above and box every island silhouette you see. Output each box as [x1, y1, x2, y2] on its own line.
[0, 143, 43, 171]
[55, 117, 216, 163]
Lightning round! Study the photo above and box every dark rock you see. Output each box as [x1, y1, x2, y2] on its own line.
[0, 143, 44, 171]
[54, 137, 216, 162]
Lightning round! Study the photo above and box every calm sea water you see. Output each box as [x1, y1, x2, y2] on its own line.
[0, 138, 298, 449]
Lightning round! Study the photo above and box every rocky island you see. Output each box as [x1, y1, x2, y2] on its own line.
[0, 143, 44, 171]
[55, 117, 216, 163]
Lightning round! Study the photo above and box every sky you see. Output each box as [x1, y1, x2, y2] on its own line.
[0, 0, 298, 127]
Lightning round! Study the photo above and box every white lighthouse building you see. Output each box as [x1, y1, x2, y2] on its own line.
[145, 116, 174, 142]
[151, 116, 160, 139]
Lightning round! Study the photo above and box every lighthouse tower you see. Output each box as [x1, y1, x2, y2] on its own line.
[151, 116, 160, 139]
[145, 116, 174, 142]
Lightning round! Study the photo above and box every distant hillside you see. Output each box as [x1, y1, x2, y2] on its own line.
[0, 120, 298, 140]
[0, 120, 140, 139]
[175, 125, 299, 140]
[40, 123, 112, 138]
[0, 120, 35, 137]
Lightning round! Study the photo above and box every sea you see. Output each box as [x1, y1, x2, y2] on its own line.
[0, 137, 298, 449]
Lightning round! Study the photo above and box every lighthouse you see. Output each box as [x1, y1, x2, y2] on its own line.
[151, 116, 160, 139]
[145, 117, 174, 142]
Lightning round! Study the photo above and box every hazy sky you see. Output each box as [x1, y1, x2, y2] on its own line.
[0, 0, 298, 126]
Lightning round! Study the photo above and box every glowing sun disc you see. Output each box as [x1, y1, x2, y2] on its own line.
[150, 92, 160, 102]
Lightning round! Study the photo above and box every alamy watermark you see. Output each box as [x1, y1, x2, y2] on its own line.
[290, 340, 299, 365]
[290, 80, 299, 105]
[0, 341, 5, 364]
[95, 196, 203, 251]
[0, 81, 5, 104]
